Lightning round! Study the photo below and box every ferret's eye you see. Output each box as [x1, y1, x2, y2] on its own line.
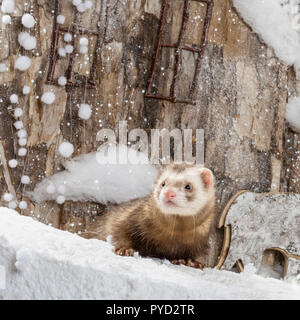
[161, 181, 166, 187]
[185, 184, 192, 191]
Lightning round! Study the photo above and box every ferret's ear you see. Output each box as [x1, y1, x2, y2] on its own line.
[200, 168, 214, 189]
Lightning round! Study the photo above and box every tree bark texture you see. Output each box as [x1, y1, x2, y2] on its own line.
[0, 0, 297, 265]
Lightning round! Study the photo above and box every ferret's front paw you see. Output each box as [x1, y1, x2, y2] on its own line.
[171, 258, 205, 269]
[114, 247, 136, 257]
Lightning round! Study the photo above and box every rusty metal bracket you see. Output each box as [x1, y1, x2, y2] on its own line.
[46, 0, 108, 88]
[145, 0, 214, 105]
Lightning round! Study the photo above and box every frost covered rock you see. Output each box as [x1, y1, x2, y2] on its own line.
[14, 56, 31, 71]
[286, 96, 300, 133]
[220, 192, 300, 281]
[0, 208, 299, 299]
[31, 144, 158, 205]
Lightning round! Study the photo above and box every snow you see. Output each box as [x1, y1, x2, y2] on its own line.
[17, 129, 27, 138]
[13, 121, 23, 130]
[18, 148, 27, 157]
[57, 185, 66, 194]
[79, 45, 88, 54]
[0, 208, 299, 299]
[65, 44, 74, 54]
[46, 184, 55, 194]
[78, 103, 92, 120]
[14, 108, 23, 118]
[58, 141, 74, 158]
[77, 3, 87, 12]
[8, 159, 17, 168]
[286, 96, 300, 133]
[3, 193, 13, 202]
[21, 175, 30, 185]
[79, 37, 88, 46]
[233, 0, 300, 69]
[85, 1, 93, 9]
[22, 85, 30, 95]
[72, 0, 82, 6]
[56, 195, 65, 204]
[2, 15, 11, 25]
[14, 56, 31, 71]
[58, 47, 66, 57]
[58, 76, 67, 86]
[7, 201, 17, 209]
[56, 14, 65, 24]
[64, 33, 72, 42]
[0, 63, 7, 72]
[18, 138, 27, 146]
[1, 0, 14, 14]
[18, 201, 27, 210]
[31, 144, 158, 204]
[41, 91, 55, 105]
[9, 94, 18, 103]
[21, 13, 36, 28]
[18, 32, 36, 51]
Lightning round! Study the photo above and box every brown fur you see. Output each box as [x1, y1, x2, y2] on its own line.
[86, 165, 216, 265]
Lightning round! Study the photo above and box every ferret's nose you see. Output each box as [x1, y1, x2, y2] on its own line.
[164, 190, 176, 200]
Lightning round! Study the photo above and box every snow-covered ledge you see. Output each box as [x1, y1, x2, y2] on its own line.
[0, 208, 299, 300]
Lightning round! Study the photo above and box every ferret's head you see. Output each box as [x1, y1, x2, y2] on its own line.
[153, 164, 215, 216]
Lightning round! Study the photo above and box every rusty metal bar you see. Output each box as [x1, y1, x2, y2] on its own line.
[65, 10, 79, 85]
[169, 0, 191, 100]
[58, 26, 98, 35]
[146, 0, 169, 96]
[46, 0, 61, 83]
[145, 93, 197, 105]
[89, 0, 108, 84]
[145, 0, 214, 105]
[162, 44, 201, 53]
[189, 0, 214, 100]
[46, 0, 107, 89]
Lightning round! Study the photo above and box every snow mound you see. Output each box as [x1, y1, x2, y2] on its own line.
[286, 96, 300, 133]
[30, 145, 157, 204]
[0, 208, 299, 300]
[233, 0, 300, 69]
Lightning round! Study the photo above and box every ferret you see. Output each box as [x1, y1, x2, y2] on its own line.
[88, 163, 216, 269]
